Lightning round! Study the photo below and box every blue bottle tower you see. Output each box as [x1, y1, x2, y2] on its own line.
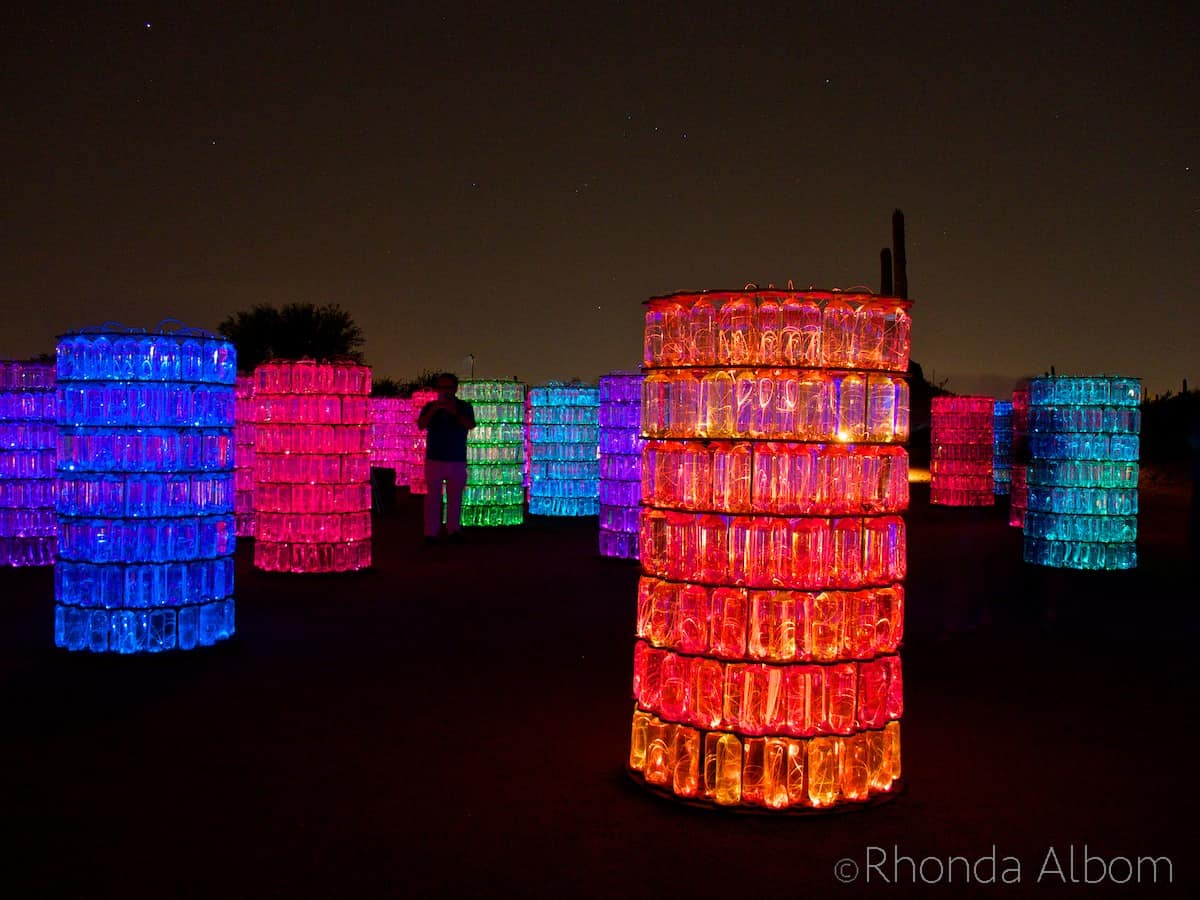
[1024, 375, 1141, 570]
[528, 382, 600, 516]
[54, 324, 238, 652]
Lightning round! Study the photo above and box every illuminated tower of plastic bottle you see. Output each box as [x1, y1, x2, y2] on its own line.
[1009, 386, 1030, 528]
[930, 396, 994, 506]
[370, 397, 409, 476]
[458, 380, 525, 526]
[528, 382, 600, 517]
[599, 370, 644, 559]
[1024, 376, 1140, 570]
[992, 400, 1013, 496]
[405, 389, 437, 494]
[0, 360, 56, 566]
[234, 374, 257, 537]
[54, 324, 237, 652]
[253, 359, 372, 573]
[630, 287, 910, 810]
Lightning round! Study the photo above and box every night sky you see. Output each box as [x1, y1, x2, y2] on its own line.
[3, 3, 1196, 396]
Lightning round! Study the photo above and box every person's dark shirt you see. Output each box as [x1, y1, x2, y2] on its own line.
[420, 399, 475, 462]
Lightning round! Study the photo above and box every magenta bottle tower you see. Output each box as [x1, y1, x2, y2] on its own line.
[253, 359, 373, 573]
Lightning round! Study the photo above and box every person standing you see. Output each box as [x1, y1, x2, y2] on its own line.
[417, 373, 476, 543]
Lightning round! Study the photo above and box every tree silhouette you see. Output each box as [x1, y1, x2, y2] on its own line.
[371, 377, 403, 397]
[218, 303, 365, 372]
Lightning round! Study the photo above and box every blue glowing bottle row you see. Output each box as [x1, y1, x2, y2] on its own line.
[1024, 375, 1140, 571]
[993, 400, 1012, 495]
[57, 556, 234, 608]
[1, 361, 57, 566]
[56, 332, 237, 384]
[600, 371, 644, 559]
[528, 382, 600, 517]
[54, 325, 237, 653]
[55, 601, 235, 654]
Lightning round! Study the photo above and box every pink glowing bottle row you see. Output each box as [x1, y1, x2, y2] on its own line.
[255, 482, 371, 514]
[252, 539, 372, 574]
[635, 576, 903, 663]
[630, 711, 900, 809]
[644, 291, 912, 372]
[640, 510, 905, 590]
[643, 441, 908, 516]
[255, 512, 371, 543]
[255, 360, 372, 396]
[255, 425, 369, 454]
[255, 453, 370, 485]
[405, 390, 437, 493]
[234, 375, 256, 537]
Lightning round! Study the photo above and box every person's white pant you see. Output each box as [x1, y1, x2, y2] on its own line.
[424, 459, 468, 536]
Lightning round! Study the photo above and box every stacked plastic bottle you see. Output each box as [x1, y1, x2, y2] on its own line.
[458, 380, 525, 526]
[992, 400, 1013, 496]
[405, 389, 437, 494]
[54, 326, 236, 653]
[1009, 387, 1030, 528]
[599, 371, 644, 558]
[0, 361, 56, 566]
[1024, 376, 1140, 570]
[930, 396, 994, 506]
[528, 382, 600, 517]
[629, 288, 910, 811]
[254, 360, 372, 572]
[369, 397, 409, 478]
[522, 390, 533, 502]
[234, 374, 256, 537]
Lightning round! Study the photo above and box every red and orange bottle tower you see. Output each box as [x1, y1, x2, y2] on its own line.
[628, 287, 911, 810]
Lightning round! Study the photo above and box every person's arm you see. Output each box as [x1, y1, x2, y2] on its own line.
[459, 401, 477, 431]
[417, 402, 435, 430]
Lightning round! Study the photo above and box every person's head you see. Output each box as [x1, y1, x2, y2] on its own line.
[435, 372, 459, 399]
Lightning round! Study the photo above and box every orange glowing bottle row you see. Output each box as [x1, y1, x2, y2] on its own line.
[633, 641, 902, 735]
[642, 369, 909, 442]
[643, 290, 911, 373]
[630, 712, 901, 809]
[635, 576, 904, 662]
[639, 510, 905, 590]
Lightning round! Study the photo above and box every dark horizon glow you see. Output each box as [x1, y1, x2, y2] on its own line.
[2, 5, 1196, 397]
